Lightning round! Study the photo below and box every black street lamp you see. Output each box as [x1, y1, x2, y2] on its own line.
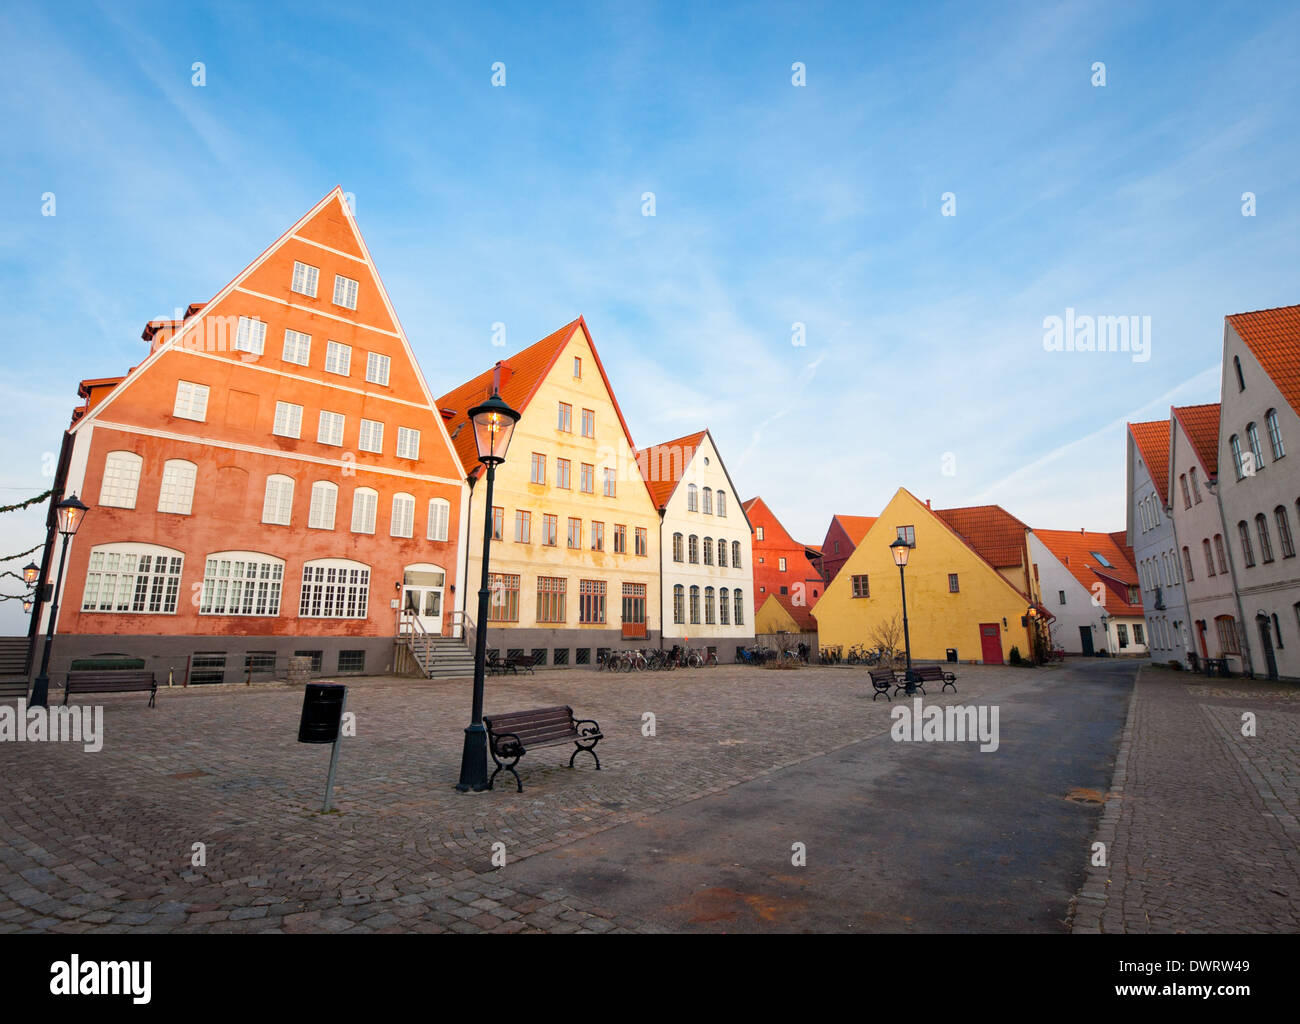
[890, 536, 920, 695]
[456, 389, 520, 792]
[22, 562, 39, 587]
[30, 494, 89, 709]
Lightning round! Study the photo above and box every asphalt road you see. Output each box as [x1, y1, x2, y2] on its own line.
[502, 659, 1138, 932]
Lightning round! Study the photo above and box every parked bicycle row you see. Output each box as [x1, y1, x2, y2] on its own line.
[816, 643, 898, 666]
[596, 645, 719, 671]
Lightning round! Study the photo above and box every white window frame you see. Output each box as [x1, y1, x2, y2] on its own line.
[173, 380, 209, 421]
[366, 351, 391, 386]
[80, 543, 184, 615]
[98, 451, 144, 509]
[282, 329, 312, 366]
[157, 459, 197, 515]
[262, 474, 294, 525]
[200, 552, 285, 617]
[308, 480, 338, 530]
[358, 418, 384, 454]
[291, 261, 319, 298]
[273, 401, 303, 439]
[325, 340, 352, 376]
[397, 427, 420, 460]
[391, 492, 416, 538]
[299, 558, 370, 619]
[234, 316, 267, 356]
[427, 498, 450, 542]
[332, 275, 359, 310]
[351, 487, 378, 534]
[317, 410, 345, 446]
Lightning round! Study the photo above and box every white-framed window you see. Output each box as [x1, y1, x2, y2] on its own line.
[351, 487, 378, 534]
[391, 492, 415, 538]
[200, 552, 284, 616]
[262, 474, 294, 525]
[317, 410, 345, 446]
[299, 558, 370, 619]
[687, 484, 698, 511]
[282, 329, 311, 366]
[717, 490, 727, 517]
[291, 261, 319, 298]
[273, 401, 303, 439]
[234, 316, 267, 356]
[397, 427, 420, 460]
[366, 352, 391, 386]
[173, 380, 209, 421]
[427, 498, 450, 542]
[98, 451, 143, 509]
[308, 481, 338, 530]
[325, 341, 352, 376]
[358, 418, 384, 454]
[332, 275, 359, 310]
[80, 543, 183, 614]
[157, 459, 197, 515]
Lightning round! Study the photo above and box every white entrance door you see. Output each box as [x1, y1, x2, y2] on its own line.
[401, 565, 445, 633]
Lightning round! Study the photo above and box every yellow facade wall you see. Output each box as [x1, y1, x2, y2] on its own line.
[810, 489, 1035, 663]
[755, 594, 800, 634]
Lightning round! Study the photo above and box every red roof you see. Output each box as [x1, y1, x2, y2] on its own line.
[1034, 528, 1142, 615]
[635, 429, 707, 509]
[834, 515, 877, 545]
[1128, 420, 1172, 505]
[765, 592, 818, 631]
[1226, 304, 1300, 418]
[933, 505, 1029, 569]
[1172, 403, 1220, 478]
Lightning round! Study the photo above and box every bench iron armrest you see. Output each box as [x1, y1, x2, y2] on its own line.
[572, 718, 602, 738]
[490, 731, 525, 758]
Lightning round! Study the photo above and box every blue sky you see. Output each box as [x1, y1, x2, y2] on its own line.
[1, 0, 1298, 630]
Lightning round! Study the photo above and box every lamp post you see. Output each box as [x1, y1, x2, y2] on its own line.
[890, 536, 919, 694]
[456, 390, 520, 792]
[30, 494, 89, 709]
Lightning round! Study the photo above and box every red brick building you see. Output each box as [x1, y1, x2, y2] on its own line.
[36, 188, 468, 682]
[816, 514, 878, 584]
[742, 496, 823, 618]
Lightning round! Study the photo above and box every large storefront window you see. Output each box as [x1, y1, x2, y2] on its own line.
[201, 552, 284, 616]
[81, 544, 183, 614]
[300, 559, 370, 619]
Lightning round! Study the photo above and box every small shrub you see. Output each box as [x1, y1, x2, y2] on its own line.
[1009, 645, 1023, 665]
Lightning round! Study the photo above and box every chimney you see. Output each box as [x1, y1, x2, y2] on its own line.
[925, 498, 931, 509]
[492, 360, 513, 394]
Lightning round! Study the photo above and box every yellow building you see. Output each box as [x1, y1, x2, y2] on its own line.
[811, 488, 1036, 664]
[438, 318, 661, 668]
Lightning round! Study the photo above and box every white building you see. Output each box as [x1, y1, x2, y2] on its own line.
[1216, 307, 1300, 680]
[1030, 529, 1149, 657]
[1125, 420, 1191, 664]
[639, 430, 755, 658]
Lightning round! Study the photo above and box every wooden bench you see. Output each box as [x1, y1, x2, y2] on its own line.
[485, 652, 508, 676]
[869, 669, 897, 701]
[0, 679, 29, 701]
[484, 705, 602, 792]
[911, 664, 957, 692]
[64, 670, 156, 708]
[506, 653, 535, 675]
[892, 672, 928, 697]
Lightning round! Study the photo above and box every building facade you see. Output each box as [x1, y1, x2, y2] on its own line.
[36, 189, 468, 682]
[1126, 420, 1191, 664]
[437, 318, 661, 668]
[1029, 530, 1148, 657]
[1216, 307, 1300, 680]
[816, 515, 877, 585]
[743, 496, 823, 626]
[639, 430, 755, 658]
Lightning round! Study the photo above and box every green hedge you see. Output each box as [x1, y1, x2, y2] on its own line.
[69, 657, 146, 671]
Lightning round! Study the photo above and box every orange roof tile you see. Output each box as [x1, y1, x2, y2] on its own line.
[933, 505, 1029, 569]
[1226, 304, 1300, 418]
[1128, 420, 1172, 505]
[1172, 403, 1220, 478]
[767, 592, 818, 632]
[1033, 528, 1143, 615]
[635, 429, 707, 509]
[834, 515, 877, 545]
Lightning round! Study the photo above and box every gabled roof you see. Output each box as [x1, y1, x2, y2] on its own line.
[1033, 528, 1142, 615]
[933, 504, 1029, 569]
[1172, 403, 1220, 478]
[1128, 420, 1172, 505]
[635, 429, 707, 509]
[833, 515, 877, 545]
[762, 592, 818, 632]
[1226, 304, 1300, 418]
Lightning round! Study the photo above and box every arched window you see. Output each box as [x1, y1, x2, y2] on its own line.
[689, 585, 700, 624]
[1182, 546, 1194, 582]
[719, 587, 730, 625]
[733, 589, 745, 626]
[391, 492, 416, 538]
[351, 487, 378, 534]
[717, 491, 727, 517]
[1233, 355, 1245, 391]
[308, 481, 338, 530]
[1247, 423, 1265, 472]
[1160, 552, 1170, 585]
[1203, 539, 1216, 577]
[427, 498, 450, 542]
[1230, 435, 1245, 479]
[1214, 534, 1228, 575]
[731, 540, 742, 567]
[687, 484, 698, 512]
[704, 586, 716, 624]
[300, 558, 370, 619]
[703, 537, 713, 565]
[673, 584, 684, 624]
[688, 535, 699, 564]
[703, 487, 713, 514]
[1273, 613, 1285, 650]
[1238, 521, 1255, 567]
[717, 539, 727, 567]
[1151, 500, 1160, 526]
[1275, 506, 1295, 559]
[99, 451, 143, 509]
[1265, 408, 1285, 460]
[672, 532, 684, 562]
[158, 459, 196, 515]
[262, 474, 294, 525]
[1189, 467, 1201, 502]
[200, 551, 284, 616]
[81, 542, 183, 614]
[1256, 513, 1274, 563]
[1180, 474, 1191, 509]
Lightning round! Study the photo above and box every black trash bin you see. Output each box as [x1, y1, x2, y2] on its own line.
[298, 683, 347, 744]
[946, 648, 958, 663]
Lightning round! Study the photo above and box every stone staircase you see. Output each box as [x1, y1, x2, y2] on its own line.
[0, 636, 31, 677]
[396, 614, 476, 679]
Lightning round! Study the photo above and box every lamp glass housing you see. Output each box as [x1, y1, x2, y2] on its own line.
[22, 562, 39, 585]
[890, 536, 911, 567]
[468, 392, 520, 465]
[56, 494, 89, 537]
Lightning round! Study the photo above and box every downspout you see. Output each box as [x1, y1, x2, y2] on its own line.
[462, 472, 477, 647]
[657, 507, 665, 649]
[1166, 428, 1189, 661]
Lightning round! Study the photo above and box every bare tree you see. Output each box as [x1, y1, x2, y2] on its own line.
[869, 615, 904, 667]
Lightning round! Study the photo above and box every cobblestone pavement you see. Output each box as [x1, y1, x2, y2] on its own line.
[0, 662, 1029, 933]
[1072, 667, 1300, 933]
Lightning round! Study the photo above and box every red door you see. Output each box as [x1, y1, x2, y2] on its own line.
[979, 623, 1003, 664]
